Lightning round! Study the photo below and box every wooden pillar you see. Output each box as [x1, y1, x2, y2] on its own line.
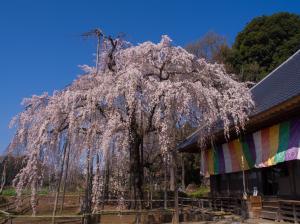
[291, 161, 297, 197]
[227, 174, 230, 197]
[256, 170, 263, 196]
[181, 154, 185, 191]
[164, 158, 168, 209]
[288, 162, 296, 196]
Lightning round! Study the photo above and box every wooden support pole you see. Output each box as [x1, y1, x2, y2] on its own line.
[181, 154, 185, 191]
[171, 151, 179, 224]
[241, 156, 247, 199]
[60, 143, 71, 213]
[180, 198, 183, 213]
[293, 204, 298, 224]
[164, 157, 168, 209]
[149, 174, 153, 210]
[52, 140, 68, 224]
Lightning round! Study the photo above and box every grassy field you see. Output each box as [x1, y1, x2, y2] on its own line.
[1, 187, 49, 196]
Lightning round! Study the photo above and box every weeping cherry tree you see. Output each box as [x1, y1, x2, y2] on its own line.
[8, 34, 253, 217]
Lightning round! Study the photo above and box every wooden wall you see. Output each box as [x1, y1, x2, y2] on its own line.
[210, 160, 300, 199]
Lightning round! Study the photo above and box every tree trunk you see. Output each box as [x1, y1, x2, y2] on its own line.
[52, 140, 68, 224]
[129, 137, 143, 209]
[101, 152, 110, 210]
[129, 114, 144, 210]
[94, 153, 101, 211]
[150, 175, 153, 210]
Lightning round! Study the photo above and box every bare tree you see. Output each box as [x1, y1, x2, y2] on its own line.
[185, 31, 230, 64]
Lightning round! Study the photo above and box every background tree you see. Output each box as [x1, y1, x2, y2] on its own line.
[228, 12, 300, 82]
[0, 155, 25, 191]
[185, 31, 231, 64]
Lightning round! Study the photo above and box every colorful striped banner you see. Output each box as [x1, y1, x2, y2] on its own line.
[202, 118, 300, 176]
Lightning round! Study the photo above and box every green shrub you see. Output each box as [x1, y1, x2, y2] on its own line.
[2, 188, 16, 196]
[37, 188, 49, 195]
[187, 186, 210, 198]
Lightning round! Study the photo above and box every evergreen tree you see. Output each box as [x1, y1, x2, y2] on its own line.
[228, 12, 300, 82]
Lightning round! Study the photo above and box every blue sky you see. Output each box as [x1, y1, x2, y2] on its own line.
[1, 0, 300, 153]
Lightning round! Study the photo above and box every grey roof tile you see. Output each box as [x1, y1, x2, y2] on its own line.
[251, 50, 300, 115]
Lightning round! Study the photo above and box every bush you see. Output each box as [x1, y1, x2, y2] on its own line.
[155, 190, 188, 199]
[2, 188, 16, 196]
[187, 186, 210, 198]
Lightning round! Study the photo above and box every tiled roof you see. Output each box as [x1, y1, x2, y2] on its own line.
[251, 49, 300, 115]
[177, 49, 300, 151]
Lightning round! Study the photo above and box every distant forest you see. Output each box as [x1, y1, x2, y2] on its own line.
[185, 12, 300, 82]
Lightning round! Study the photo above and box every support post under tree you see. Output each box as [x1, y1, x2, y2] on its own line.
[164, 156, 168, 209]
[52, 140, 68, 224]
[60, 143, 71, 213]
[171, 150, 179, 224]
[170, 155, 175, 191]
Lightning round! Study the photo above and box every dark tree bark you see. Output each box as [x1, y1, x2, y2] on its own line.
[150, 174, 153, 210]
[94, 153, 101, 210]
[129, 136, 143, 209]
[101, 152, 110, 210]
[129, 115, 144, 210]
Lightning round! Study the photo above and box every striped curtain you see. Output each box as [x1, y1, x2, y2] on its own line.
[201, 118, 300, 176]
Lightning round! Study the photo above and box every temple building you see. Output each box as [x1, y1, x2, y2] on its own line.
[177, 50, 300, 220]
